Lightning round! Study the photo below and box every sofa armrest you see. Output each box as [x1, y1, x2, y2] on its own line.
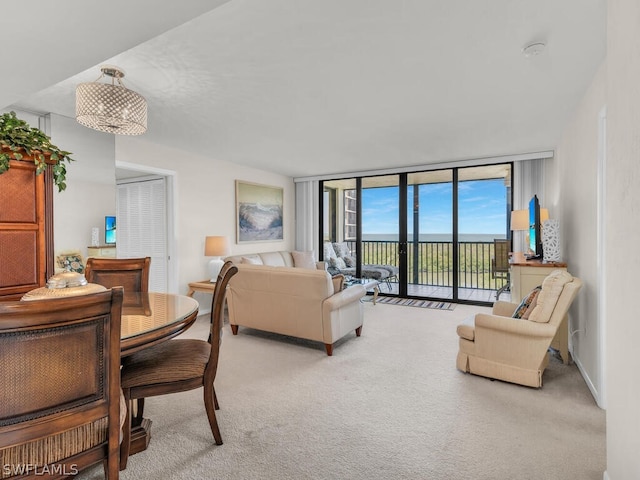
[492, 301, 519, 317]
[316, 261, 327, 270]
[323, 285, 365, 310]
[475, 313, 557, 338]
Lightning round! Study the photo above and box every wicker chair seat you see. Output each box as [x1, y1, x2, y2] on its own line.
[121, 340, 210, 388]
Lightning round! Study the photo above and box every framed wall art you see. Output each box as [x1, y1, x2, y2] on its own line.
[235, 180, 284, 243]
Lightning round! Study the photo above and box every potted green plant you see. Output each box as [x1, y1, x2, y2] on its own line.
[0, 111, 73, 191]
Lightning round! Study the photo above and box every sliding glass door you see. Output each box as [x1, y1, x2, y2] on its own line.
[321, 163, 512, 304]
[406, 171, 453, 300]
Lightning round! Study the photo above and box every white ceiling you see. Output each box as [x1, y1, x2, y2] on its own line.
[5, 0, 606, 179]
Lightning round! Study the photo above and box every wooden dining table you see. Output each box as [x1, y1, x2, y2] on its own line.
[120, 291, 199, 357]
[119, 291, 200, 455]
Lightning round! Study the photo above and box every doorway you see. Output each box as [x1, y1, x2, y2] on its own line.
[115, 162, 176, 293]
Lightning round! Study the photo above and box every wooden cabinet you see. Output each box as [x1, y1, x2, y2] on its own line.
[0, 158, 54, 300]
[87, 245, 117, 258]
[509, 252, 570, 364]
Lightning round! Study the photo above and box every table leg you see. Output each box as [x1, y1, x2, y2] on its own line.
[372, 284, 379, 305]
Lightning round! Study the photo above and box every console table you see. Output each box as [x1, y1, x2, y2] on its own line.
[509, 252, 570, 364]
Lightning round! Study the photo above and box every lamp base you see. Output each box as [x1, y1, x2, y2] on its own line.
[208, 257, 224, 282]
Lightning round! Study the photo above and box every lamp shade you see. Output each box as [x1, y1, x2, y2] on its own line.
[540, 208, 549, 224]
[204, 236, 230, 257]
[76, 66, 147, 135]
[510, 210, 529, 231]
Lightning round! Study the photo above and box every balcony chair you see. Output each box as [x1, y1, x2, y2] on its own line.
[491, 239, 510, 300]
[84, 257, 151, 293]
[118, 261, 238, 469]
[324, 242, 398, 290]
[456, 269, 582, 388]
[0, 288, 124, 479]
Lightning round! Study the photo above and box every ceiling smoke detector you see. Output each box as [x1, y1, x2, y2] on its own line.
[522, 42, 546, 58]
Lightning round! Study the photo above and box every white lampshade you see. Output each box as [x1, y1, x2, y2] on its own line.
[540, 208, 549, 224]
[204, 236, 230, 281]
[510, 210, 529, 231]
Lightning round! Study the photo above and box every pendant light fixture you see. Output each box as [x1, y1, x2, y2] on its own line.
[76, 65, 147, 135]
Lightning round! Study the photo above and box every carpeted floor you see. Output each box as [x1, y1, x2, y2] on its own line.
[78, 302, 605, 480]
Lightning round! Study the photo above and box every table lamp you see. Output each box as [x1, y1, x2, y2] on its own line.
[205, 236, 230, 282]
[510, 209, 529, 253]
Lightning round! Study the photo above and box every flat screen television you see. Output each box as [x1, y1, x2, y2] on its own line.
[105, 216, 116, 245]
[527, 195, 542, 259]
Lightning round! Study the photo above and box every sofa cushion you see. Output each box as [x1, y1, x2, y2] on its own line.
[332, 242, 351, 258]
[332, 257, 347, 269]
[259, 251, 290, 266]
[528, 270, 574, 323]
[292, 251, 317, 269]
[343, 255, 356, 267]
[324, 242, 338, 262]
[512, 286, 542, 319]
[241, 255, 263, 265]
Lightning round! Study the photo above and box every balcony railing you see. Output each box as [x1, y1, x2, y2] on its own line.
[345, 239, 507, 291]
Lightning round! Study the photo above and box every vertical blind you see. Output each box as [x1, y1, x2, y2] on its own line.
[117, 177, 168, 292]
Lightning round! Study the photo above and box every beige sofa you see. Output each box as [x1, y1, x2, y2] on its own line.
[456, 269, 582, 388]
[225, 250, 324, 270]
[224, 255, 365, 355]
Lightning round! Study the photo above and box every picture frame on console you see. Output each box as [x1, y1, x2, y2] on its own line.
[235, 180, 283, 243]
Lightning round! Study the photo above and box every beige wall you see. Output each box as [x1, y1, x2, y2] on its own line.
[49, 114, 116, 258]
[549, 63, 605, 404]
[114, 136, 295, 298]
[605, 0, 640, 478]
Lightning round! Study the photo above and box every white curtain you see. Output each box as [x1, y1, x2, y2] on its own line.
[295, 180, 320, 256]
[513, 158, 546, 252]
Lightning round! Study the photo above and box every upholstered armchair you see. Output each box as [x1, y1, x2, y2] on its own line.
[456, 270, 582, 388]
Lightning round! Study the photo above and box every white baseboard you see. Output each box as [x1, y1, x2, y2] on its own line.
[573, 350, 605, 409]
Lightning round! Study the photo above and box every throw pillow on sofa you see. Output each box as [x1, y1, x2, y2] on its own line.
[292, 251, 317, 269]
[241, 256, 263, 265]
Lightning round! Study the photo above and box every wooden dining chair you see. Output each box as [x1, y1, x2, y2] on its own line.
[85, 257, 151, 293]
[118, 261, 238, 469]
[0, 288, 124, 480]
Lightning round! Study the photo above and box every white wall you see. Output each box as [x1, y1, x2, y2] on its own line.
[604, 0, 640, 478]
[48, 114, 116, 258]
[549, 63, 605, 404]
[114, 136, 295, 300]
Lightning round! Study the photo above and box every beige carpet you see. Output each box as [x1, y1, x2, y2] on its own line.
[79, 302, 605, 480]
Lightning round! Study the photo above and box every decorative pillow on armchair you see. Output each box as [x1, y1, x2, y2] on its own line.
[512, 286, 542, 319]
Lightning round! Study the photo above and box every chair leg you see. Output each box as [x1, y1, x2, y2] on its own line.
[119, 390, 132, 470]
[204, 383, 223, 445]
[133, 398, 145, 426]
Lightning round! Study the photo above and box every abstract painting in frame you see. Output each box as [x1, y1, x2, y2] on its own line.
[236, 180, 284, 243]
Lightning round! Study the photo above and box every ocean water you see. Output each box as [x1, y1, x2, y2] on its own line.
[363, 233, 506, 242]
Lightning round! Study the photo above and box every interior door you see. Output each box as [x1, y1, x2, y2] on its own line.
[117, 177, 168, 292]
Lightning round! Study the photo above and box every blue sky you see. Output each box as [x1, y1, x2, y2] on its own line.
[361, 178, 508, 235]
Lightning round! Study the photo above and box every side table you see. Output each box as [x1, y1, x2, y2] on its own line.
[344, 278, 380, 305]
[187, 280, 216, 297]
